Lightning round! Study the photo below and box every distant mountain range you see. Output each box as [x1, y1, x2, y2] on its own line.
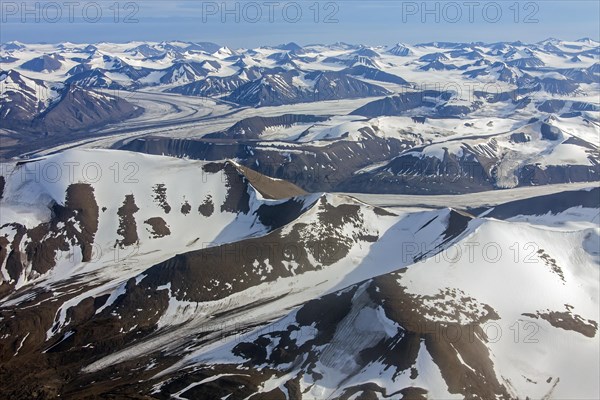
[2, 38, 598, 111]
[1, 38, 599, 193]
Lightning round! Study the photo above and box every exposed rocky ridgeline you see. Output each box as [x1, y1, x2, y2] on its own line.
[336, 117, 600, 194]
[472, 187, 600, 219]
[118, 113, 599, 194]
[118, 130, 417, 192]
[350, 90, 475, 118]
[223, 69, 392, 107]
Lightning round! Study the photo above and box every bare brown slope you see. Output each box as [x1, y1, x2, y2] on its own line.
[234, 162, 307, 199]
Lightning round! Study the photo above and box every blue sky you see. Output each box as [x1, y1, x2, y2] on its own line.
[1, 1, 599, 47]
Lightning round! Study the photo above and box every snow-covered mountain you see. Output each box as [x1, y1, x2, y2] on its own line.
[0, 70, 141, 135]
[20, 53, 65, 73]
[340, 115, 600, 193]
[0, 150, 597, 399]
[3, 38, 596, 111]
[223, 70, 392, 107]
[0, 69, 59, 121]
